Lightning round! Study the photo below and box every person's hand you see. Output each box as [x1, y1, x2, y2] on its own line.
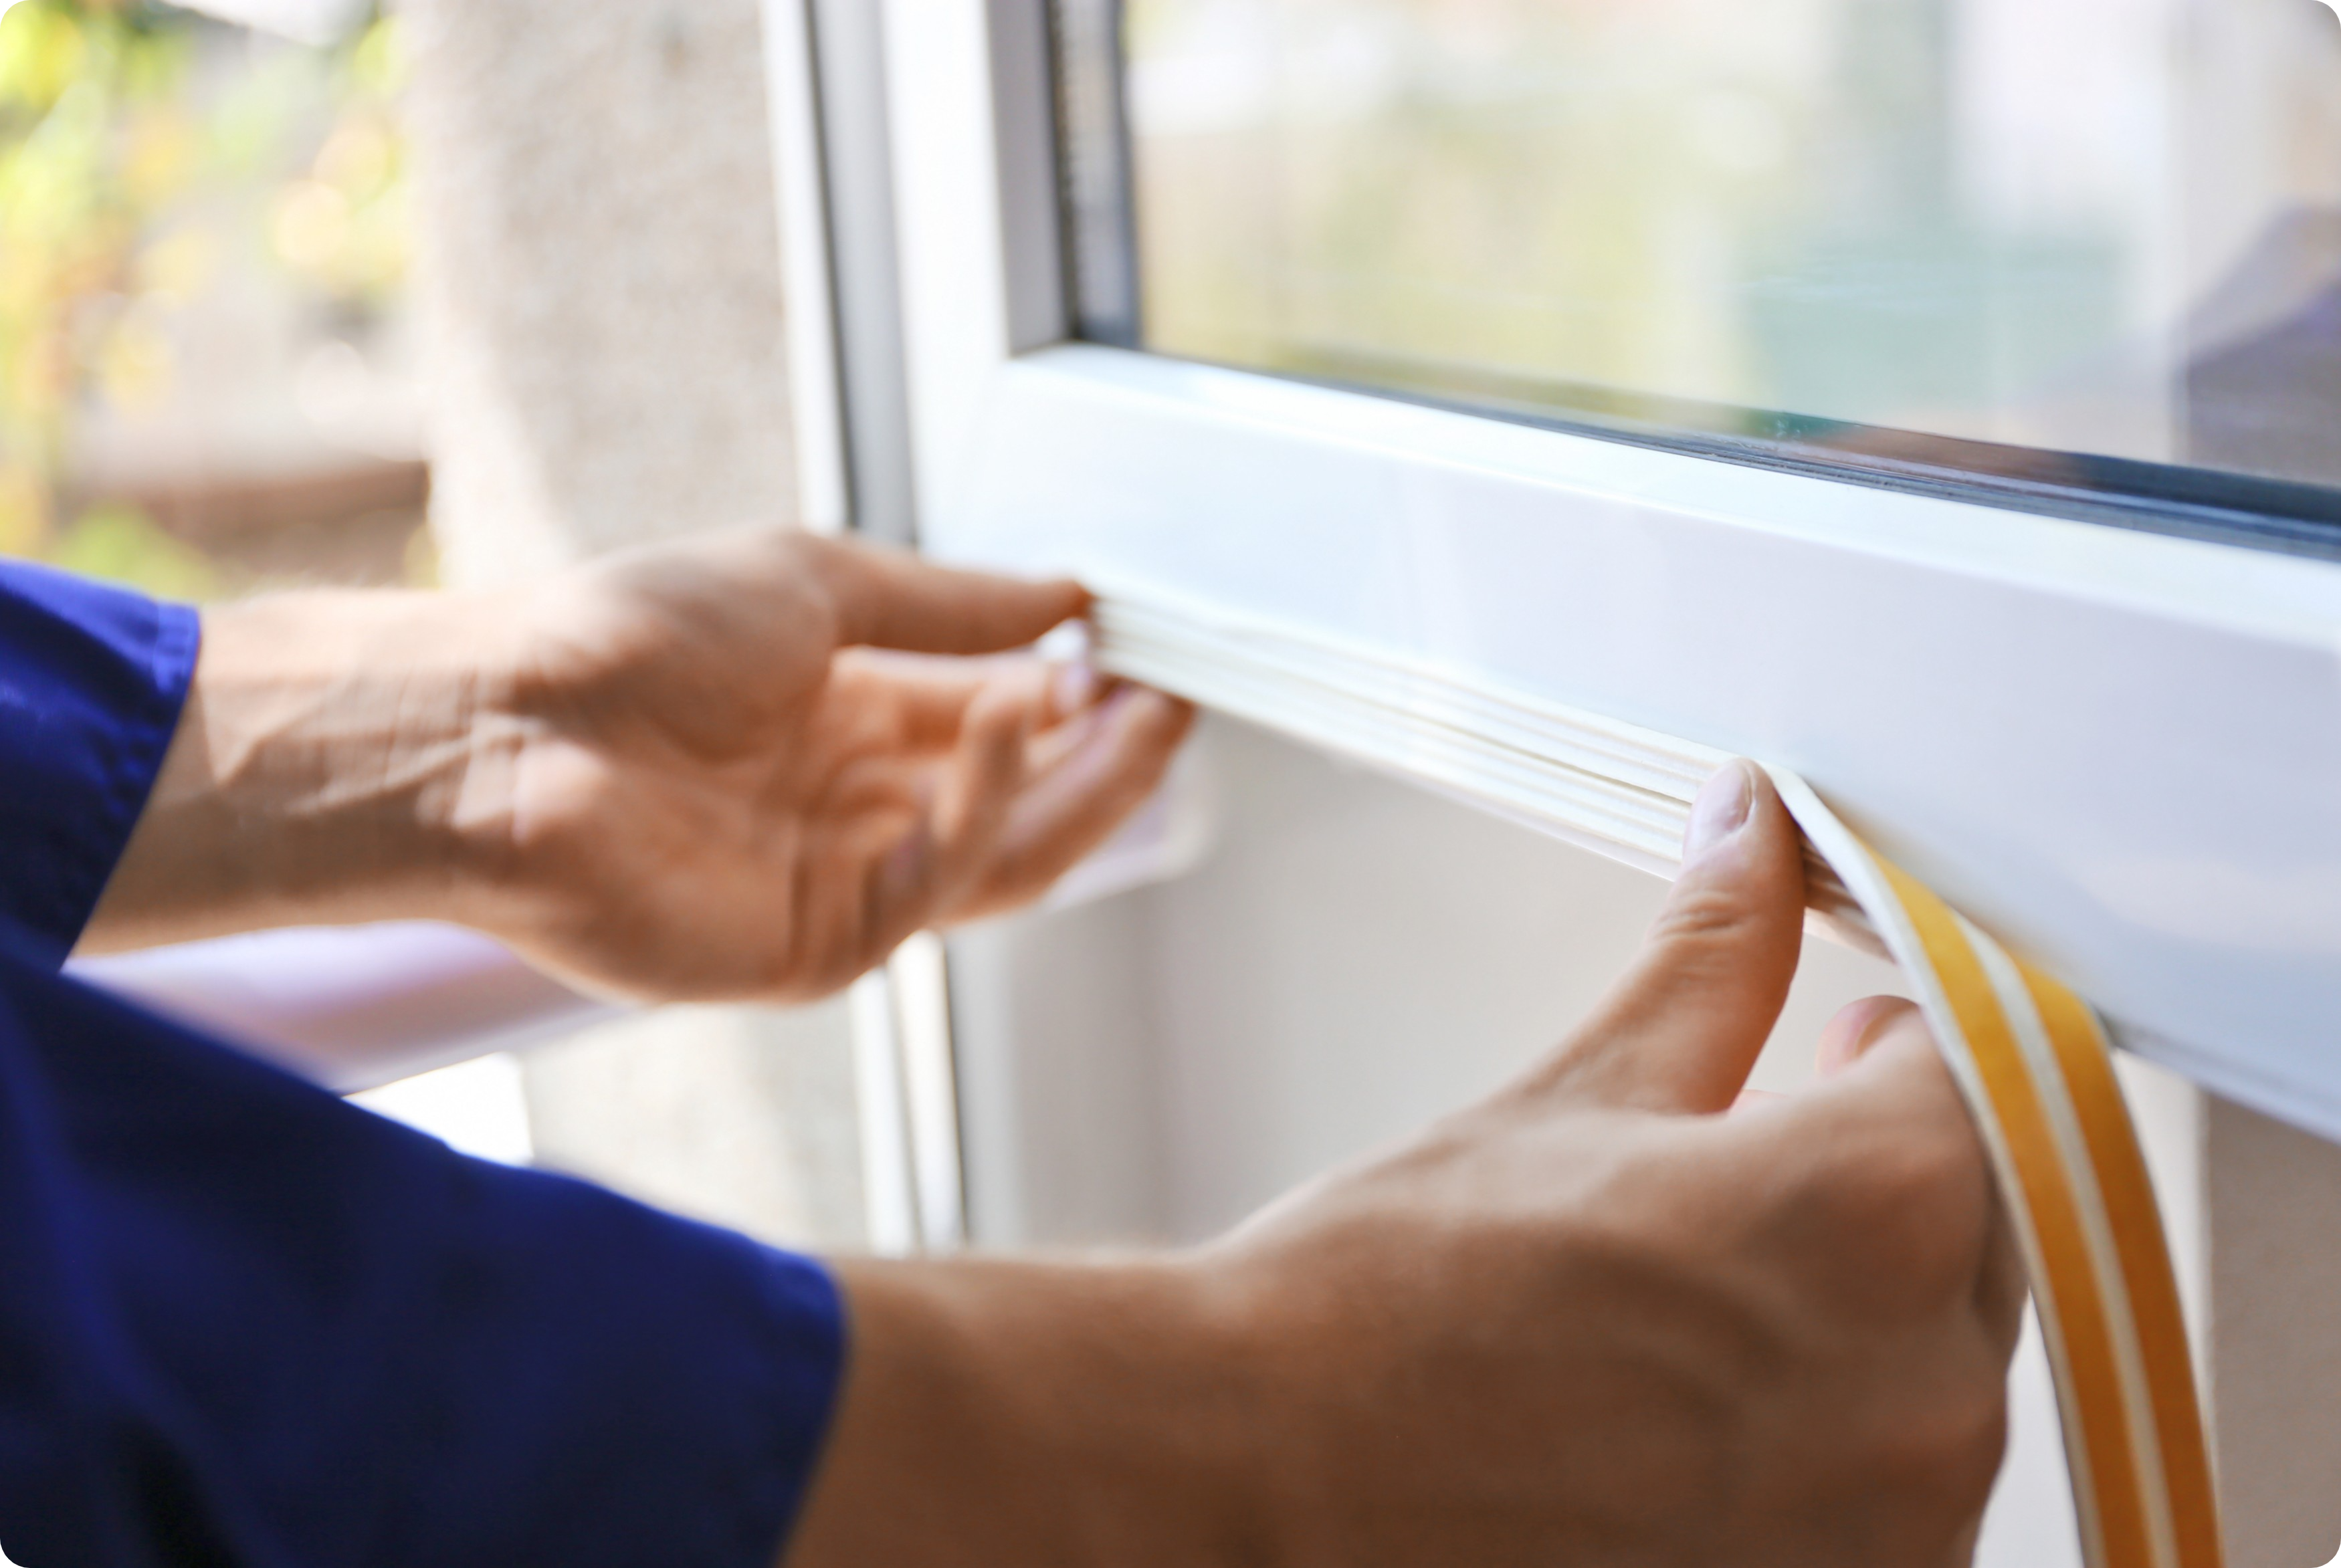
[792, 761, 2021, 1568]
[482, 530, 1191, 999]
[88, 531, 1192, 1003]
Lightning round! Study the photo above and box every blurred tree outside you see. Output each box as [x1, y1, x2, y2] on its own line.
[0, 0, 427, 601]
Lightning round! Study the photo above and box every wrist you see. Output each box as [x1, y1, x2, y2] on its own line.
[790, 1254, 1285, 1568]
[84, 588, 526, 949]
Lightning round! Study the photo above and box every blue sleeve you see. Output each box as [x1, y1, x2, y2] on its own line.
[0, 937, 845, 1568]
[0, 561, 199, 965]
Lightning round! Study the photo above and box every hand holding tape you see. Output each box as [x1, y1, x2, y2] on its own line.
[1092, 588, 2222, 1568]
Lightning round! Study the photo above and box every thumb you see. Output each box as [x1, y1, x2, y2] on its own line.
[1521, 760, 1809, 1113]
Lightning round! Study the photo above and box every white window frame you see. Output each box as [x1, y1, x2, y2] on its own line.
[868, 0, 2341, 1144]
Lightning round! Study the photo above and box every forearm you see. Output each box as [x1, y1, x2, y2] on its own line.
[80, 590, 518, 953]
[70, 531, 1185, 998]
[787, 1256, 1278, 1568]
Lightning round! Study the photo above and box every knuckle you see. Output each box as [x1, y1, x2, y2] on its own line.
[789, 529, 840, 567]
[1873, 1119, 1985, 1216]
[1649, 878, 1763, 947]
[1638, 877, 1801, 1002]
[1867, 1375, 2009, 1510]
[1778, 1122, 1995, 1317]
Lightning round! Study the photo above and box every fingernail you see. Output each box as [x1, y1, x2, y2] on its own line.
[876, 821, 934, 905]
[1817, 996, 1918, 1076]
[1052, 661, 1098, 717]
[1684, 760, 1754, 860]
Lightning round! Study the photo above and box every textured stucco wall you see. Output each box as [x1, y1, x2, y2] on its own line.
[401, 0, 862, 1250]
[404, 0, 800, 583]
[2207, 1098, 2341, 1567]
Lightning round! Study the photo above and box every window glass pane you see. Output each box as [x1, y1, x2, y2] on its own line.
[1108, 0, 2341, 527]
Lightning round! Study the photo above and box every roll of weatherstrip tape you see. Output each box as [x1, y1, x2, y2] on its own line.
[1089, 588, 2222, 1568]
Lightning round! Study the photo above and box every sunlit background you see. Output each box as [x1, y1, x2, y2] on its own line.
[1128, 0, 2341, 486]
[1, 0, 425, 602]
[1, 0, 866, 1256]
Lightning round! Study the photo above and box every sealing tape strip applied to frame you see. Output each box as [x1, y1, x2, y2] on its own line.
[1088, 589, 2223, 1568]
[1776, 776, 2221, 1568]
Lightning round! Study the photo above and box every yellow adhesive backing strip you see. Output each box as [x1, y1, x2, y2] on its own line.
[1765, 771, 2217, 1568]
[1089, 590, 2225, 1567]
[1877, 857, 2157, 1568]
[2023, 967, 2224, 1568]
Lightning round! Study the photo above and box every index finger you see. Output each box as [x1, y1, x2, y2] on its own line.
[808, 536, 1090, 654]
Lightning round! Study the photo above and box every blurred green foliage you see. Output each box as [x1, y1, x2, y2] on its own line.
[0, 0, 407, 598]
[48, 497, 218, 594]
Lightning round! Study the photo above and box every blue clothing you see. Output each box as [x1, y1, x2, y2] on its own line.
[0, 562, 844, 1567]
[0, 564, 197, 967]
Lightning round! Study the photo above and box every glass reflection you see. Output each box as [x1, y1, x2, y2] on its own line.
[1122, 0, 2341, 503]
